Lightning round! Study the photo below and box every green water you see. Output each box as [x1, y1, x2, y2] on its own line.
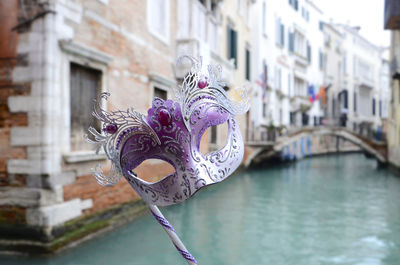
[2, 154, 400, 265]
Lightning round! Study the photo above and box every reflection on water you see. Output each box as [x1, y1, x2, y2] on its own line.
[2, 154, 400, 265]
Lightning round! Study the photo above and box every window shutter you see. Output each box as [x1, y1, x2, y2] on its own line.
[294, 0, 298, 10]
[264, 63, 268, 84]
[246, 48, 251, 80]
[275, 18, 280, 45]
[232, 29, 238, 68]
[372, 98, 376, 116]
[289, 31, 294, 52]
[227, 26, 231, 59]
[354, 91, 357, 112]
[281, 24, 285, 46]
[307, 42, 311, 62]
[319, 51, 323, 70]
[70, 63, 101, 151]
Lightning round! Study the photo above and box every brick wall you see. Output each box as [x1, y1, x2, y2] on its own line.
[64, 160, 175, 213]
[59, 0, 180, 215]
[0, 1, 29, 190]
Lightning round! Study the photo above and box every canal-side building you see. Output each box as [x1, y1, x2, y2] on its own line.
[216, 0, 255, 144]
[322, 22, 344, 126]
[176, 0, 237, 151]
[329, 24, 385, 134]
[250, 0, 325, 142]
[321, 22, 388, 136]
[384, 0, 400, 168]
[0, 0, 240, 253]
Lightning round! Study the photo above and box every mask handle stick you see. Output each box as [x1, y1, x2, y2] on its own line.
[148, 204, 198, 265]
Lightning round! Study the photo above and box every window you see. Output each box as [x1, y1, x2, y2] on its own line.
[262, 1, 266, 35]
[354, 91, 357, 112]
[319, 21, 324, 31]
[237, 0, 241, 14]
[227, 24, 238, 68]
[263, 103, 267, 117]
[274, 66, 282, 90]
[301, 7, 309, 21]
[288, 73, 291, 96]
[319, 50, 324, 70]
[70, 63, 101, 151]
[372, 98, 376, 116]
[341, 90, 348, 109]
[288, 31, 294, 52]
[245, 47, 251, 81]
[332, 98, 336, 117]
[379, 100, 382, 117]
[263, 62, 268, 86]
[275, 18, 285, 47]
[307, 42, 311, 63]
[275, 18, 280, 45]
[154, 87, 168, 100]
[343, 53, 347, 74]
[290, 112, 295, 125]
[147, 0, 169, 43]
[294, 31, 306, 58]
[289, 0, 298, 10]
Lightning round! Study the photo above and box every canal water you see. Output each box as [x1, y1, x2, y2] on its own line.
[2, 154, 400, 265]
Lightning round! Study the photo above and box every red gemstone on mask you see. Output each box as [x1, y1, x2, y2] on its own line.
[159, 109, 171, 126]
[103, 124, 118, 134]
[198, 79, 208, 89]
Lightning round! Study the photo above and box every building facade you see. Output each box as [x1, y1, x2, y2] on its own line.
[322, 22, 343, 125]
[321, 22, 388, 137]
[384, 0, 400, 168]
[250, 0, 325, 143]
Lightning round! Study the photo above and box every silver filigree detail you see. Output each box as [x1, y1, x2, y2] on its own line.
[85, 92, 161, 186]
[174, 56, 250, 131]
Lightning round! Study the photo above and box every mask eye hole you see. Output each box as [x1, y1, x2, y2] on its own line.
[199, 122, 229, 156]
[132, 159, 175, 183]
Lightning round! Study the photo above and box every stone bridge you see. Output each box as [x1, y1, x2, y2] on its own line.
[244, 127, 388, 167]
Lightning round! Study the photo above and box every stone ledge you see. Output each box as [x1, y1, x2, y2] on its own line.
[0, 200, 147, 255]
[0, 187, 62, 208]
[59, 40, 112, 65]
[8, 159, 45, 175]
[63, 151, 107, 164]
[10, 127, 43, 146]
[8, 96, 42, 113]
[26, 198, 93, 226]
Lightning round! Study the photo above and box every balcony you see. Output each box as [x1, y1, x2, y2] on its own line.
[384, 0, 400, 29]
[358, 75, 375, 89]
[290, 95, 311, 112]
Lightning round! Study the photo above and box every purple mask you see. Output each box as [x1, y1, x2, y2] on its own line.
[86, 56, 249, 206]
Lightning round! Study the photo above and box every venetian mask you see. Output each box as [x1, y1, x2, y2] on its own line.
[86, 56, 249, 206]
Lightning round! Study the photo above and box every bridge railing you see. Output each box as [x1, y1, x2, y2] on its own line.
[246, 126, 289, 144]
[246, 124, 387, 147]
